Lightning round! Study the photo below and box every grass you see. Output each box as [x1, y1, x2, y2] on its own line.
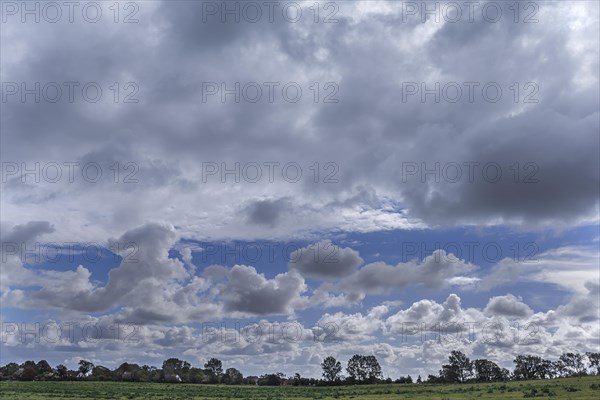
[1, 376, 600, 399]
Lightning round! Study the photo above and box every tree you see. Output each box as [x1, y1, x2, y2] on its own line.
[473, 359, 509, 382]
[538, 359, 555, 379]
[552, 360, 566, 378]
[258, 373, 282, 386]
[20, 365, 37, 381]
[347, 355, 366, 382]
[364, 356, 382, 383]
[586, 352, 600, 375]
[36, 360, 52, 375]
[416, 375, 422, 384]
[91, 365, 113, 381]
[346, 355, 382, 384]
[188, 368, 205, 384]
[441, 351, 472, 383]
[513, 355, 544, 380]
[162, 358, 190, 383]
[321, 356, 342, 382]
[559, 353, 586, 376]
[427, 374, 444, 383]
[395, 375, 413, 384]
[115, 362, 142, 381]
[223, 367, 243, 385]
[162, 358, 190, 375]
[78, 360, 94, 376]
[56, 365, 68, 379]
[1, 363, 20, 378]
[204, 358, 223, 376]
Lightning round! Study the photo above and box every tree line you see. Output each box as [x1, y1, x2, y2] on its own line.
[1, 352, 599, 385]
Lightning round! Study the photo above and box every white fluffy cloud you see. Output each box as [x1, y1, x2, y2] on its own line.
[484, 295, 534, 318]
[3, 287, 597, 378]
[480, 246, 600, 293]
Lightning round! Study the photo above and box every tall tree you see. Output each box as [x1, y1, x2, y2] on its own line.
[36, 360, 52, 374]
[204, 358, 223, 376]
[20, 363, 37, 381]
[223, 367, 243, 385]
[56, 364, 68, 379]
[513, 355, 544, 380]
[162, 358, 190, 382]
[321, 356, 342, 382]
[347, 355, 368, 382]
[1, 363, 20, 378]
[473, 359, 508, 382]
[78, 360, 94, 376]
[552, 360, 566, 378]
[559, 353, 586, 376]
[586, 352, 600, 375]
[187, 368, 205, 384]
[346, 355, 382, 383]
[538, 359, 555, 379]
[441, 351, 472, 383]
[364, 356, 383, 383]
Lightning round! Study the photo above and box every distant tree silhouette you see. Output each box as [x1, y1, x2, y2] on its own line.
[321, 356, 342, 382]
[204, 358, 223, 376]
[0, 352, 594, 385]
[56, 365, 68, 379]
[78, 360, 94, 376]
[36, 360, 52, 375]
[346, 355, 382, 384]
[473, 359, 509, 382]
[513, 355, 544, 380]
[223, 367, 243, 385]
[559, 353, 586, 376]
[441, 351, 472, 383]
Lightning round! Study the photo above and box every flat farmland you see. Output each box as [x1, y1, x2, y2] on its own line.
[2, 376, 600, 399]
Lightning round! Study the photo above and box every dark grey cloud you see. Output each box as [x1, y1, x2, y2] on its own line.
[289, 240, 363, 279]
[2, 1, 597, 239]
[221, 265, 305, 315]
[1, 221, 54, 244]
[338, 250, 476, 296]
[245, 198, 293, 227]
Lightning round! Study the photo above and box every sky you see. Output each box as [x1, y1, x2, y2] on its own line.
[0, 0, 599, 379]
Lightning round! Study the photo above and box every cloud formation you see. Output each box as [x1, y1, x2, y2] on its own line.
[1, 0, 598, 378]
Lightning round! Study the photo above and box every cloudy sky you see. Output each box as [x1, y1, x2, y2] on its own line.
[1, 0, 599, 378]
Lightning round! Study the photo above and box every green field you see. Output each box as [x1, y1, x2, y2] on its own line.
[2, 377, 600, 400]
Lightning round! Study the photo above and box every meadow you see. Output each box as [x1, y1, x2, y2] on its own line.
[1, 376, 600, 400]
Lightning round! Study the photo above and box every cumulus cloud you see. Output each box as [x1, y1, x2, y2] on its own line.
[5, 289, 596, 378]
[289, 240, 364, 279]
[2, 223, 309, 321]
[484, 295, 534, 318]
[479, 245, 600, 293]
[220, 265, 306, 315]
[314, 305, 390, 342]
[1, 1, 598, 241]
[337, 250, 476, 296]
[1, 220, 55, 244]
